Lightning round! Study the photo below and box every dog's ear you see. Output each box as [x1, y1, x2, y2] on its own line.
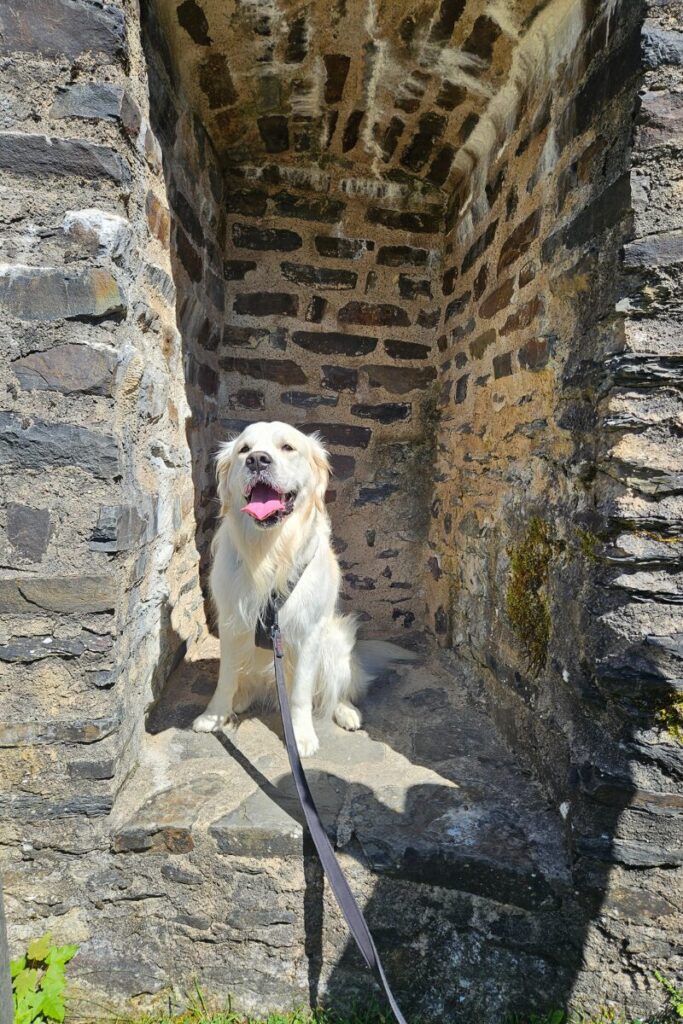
[309, 433, 331, 513]
[215, 439, 237, 515]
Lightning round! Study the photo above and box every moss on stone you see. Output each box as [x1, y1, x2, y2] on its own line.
[576, 527, 600, 562]
[506, 516, 553, 676]
[656, 695, 683, 744]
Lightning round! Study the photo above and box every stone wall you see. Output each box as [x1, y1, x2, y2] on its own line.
[1, 0, 682, 1019]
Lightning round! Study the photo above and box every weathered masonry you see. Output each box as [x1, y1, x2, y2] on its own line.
[1, 0, 682, 1021]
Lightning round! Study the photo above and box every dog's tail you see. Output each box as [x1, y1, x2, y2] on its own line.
[354, 639, 418, 680]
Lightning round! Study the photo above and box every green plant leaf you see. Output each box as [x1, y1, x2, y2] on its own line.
[26, 932, 52, 963]
[13, 967, 39, 999]
[40, 986, 66, 1022]
[10, 956, 26, 978]
[45, 944, 78, 968]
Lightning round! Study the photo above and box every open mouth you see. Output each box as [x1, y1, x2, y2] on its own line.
[240, 481, 297, 528]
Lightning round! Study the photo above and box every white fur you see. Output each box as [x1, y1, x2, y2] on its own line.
[193, 421, 414, 757]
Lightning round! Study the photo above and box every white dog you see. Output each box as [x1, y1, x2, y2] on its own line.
[192, 420, 413, 756]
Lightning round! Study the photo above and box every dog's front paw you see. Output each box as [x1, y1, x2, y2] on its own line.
[334, 701, 362, 732]
[294, 725, 320, 758]
[192, 710, 234, 733]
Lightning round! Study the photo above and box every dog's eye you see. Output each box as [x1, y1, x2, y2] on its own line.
[239, 445, 249, 454]
[281, 443, 295, 452]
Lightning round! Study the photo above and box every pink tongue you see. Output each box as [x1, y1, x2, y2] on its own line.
[241, 482, 286, 521]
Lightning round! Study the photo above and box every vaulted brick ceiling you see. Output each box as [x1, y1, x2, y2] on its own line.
[153, 0, 559, 194]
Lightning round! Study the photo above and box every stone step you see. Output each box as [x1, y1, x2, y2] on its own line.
[113, 639, 571, 912]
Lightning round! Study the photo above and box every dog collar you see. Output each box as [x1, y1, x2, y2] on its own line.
[254, 560, 310, 650]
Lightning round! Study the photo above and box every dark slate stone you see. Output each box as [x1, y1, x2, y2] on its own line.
[190, 360, 219, 395]
[0, 576, 115, 614]
[292, 330, 376, 356]
[234, 292, 298, 317]
[351, 403, 410, 423]
[364, 365, 436, 394]
[399, 275, 432, 300]
[7, 504, 50, 562]
[463, 14, 501, 61]
[0, 0, 126, 60]
[224, 260, 257, 281]
[324, 54, 351, 103]
[315, 235, 373, 259]
[228, 388, 265, 410]
[198, 53, 236, 108]
[221, 325, 269, 348]
[338, 301, 410, 327]
[285, 12, 307, 62]
[13, 343, 117, 395]
[418, 308, 440, 329]
[574, 28, 642, 137]
[564, 173, 630, 249]
[469, 329, 496, 359]
[90, 505, 147, 553]
[427, 144, 455, 186]
[377, 116, 405, 160]
[282, 391, 337, 409]
[0, 267, 125, 322]
[500, 296, 542, 336]
[342, 109, 364, 153]
[329, 453, 355, 479]
[0, 133, 130, 182]
[377, 245, 429, 267]
[642, 22, 683, 68]
[480, 278, 514, 319]
[176, 0, 211, 44]
[0, 412, 119, 478]
[273, 192, 345, 223]
[280, 262, 356, 289]
[232, 223, 302, 251]
[498, 210, 541, 273]
[623, 229, 683, 270]
[461, 219, 498, 275]
[51, 84, 138, 133]
[218, 356, 307, 385]
[354, 484, 400, 506]
[298, 423, 371, 448]
[436, 80, 466, 110]
[367, 206, 442, 233]
[305, 296, 327, 323]
[442, 266, 457, 295]
[493, 352, 513, 379]
[445, 290, 471, 322]
[473, 264, 488, 300]
[429, 0, 466, 44]
[169, 181, 203, 247]
[175, 226, 202, 283]
[257, 115, 289, 153]
[459, 112, 480, 142]
[400, 112, 446, 172]
[321, 365, 358, 392]
[384, 339, 431, 360]
[0, 633, 111, 663]
[518, 337, 549, 371]
[226, 189, 267, 217]
[455, 373, 469, 404]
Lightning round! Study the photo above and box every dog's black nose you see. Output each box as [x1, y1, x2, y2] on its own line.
[246, 450, 272, 470]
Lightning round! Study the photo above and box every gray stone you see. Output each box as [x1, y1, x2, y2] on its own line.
[0, 715, 119, 748]
[0, 632, 111, 662]
[0, 133, 130, 183]
[6, 503, 51, 561]
[51, 84, 140, 137]
[89, 506, 148, 553]
[0, 576, 116, 614]
[0, 0, 126, 60]
[0, 267, 126, 322]
[0, 412, 120, 478]
[642, 21, 683, 67]
[624, 229, 683, 270]
[13, 343, 118, 395]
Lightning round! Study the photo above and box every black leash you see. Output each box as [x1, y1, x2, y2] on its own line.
[268, 612, 408, 1024]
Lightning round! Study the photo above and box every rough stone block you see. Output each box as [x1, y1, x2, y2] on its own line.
[642, 21, 683, 68]
[351, 402, 410, 423]
[257, 115, 289, 153]
[0, 412, 120, 478]
[376, 245, 429, 267]
[367, 206, 442, 233]
[479, 279, 514, 320]
[6, 504, 51, 562]
[0, 266, 125, 322]
[51, 83, 140, 138]
[624, 230, 683, 270]
[224, 259, 257, 280]
[299, 422, 371, 447]
[218, 356, 307, 385]
[234, 292, 298, 317]
[384, 339, 431, 360]
[232, 223, 302, 251]
[399, 275, 432, 300]
[292, 330, 376, 356]
[493, 351, 513, 379]
[315, 235, 373, 259]
[338, 301, 410, 327]
[0, 0, 126, 60]
[280, 262, 356, 289]
[498, 210, 541, 273]
[273, 192, 345, 223]
[13, 343, 118, 395]
[0, 576, 116, 614]
[518, 338, 549, 371]
[226, 190, 268, 216]
[0, 133, 130, 182]
[364, 365, 436, 394]
[320, 365, 358, 392]
[500, 296, 543, 336]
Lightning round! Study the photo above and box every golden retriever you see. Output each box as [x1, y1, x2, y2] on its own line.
[192, 420, 413, 756]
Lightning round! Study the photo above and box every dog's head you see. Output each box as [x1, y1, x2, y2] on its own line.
[215, 421, 330, 530]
